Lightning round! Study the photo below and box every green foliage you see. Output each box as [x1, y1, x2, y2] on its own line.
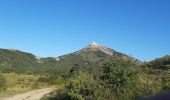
[41, 87, 71, 100]
[0, 48, 115, 75]
[0, 73, 6, 92]
[0, 49, 72, 74]
[149, 55, 170, 70]
[48, 57, 170, 100]
[42, 58, 143, 100]
[0, 73, 51, 97]
[100, 58, 141, 100]
[38, 74, 66, 85]
[161, 71, 170, 90]
[69, 64, 81, 76]
[1, 48, 170, 100]
[68, 71, 95, 100]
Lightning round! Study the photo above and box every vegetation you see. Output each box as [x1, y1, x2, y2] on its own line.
[1, 48, 170, 100]
[0, 72, 6, 92]
[41, 56, 170, 100]
[149, 55, 170, 70]
[0, 73, 52, 97]
[0, 48, 128, 75]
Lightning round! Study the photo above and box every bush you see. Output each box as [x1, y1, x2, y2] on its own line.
[41, 58, 170, 100]
[100, 58, 142, 100]
[0, 73, 6, 92]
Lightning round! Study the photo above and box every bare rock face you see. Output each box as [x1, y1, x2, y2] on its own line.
[90, 41, 100, 48]
[80, 41, 115, 56]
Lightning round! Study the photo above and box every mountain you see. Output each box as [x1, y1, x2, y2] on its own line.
[47, 41, 140, 73]
[0, 49, 44, 73]
[57, 41, 132, 64]
[0, 42, 139, 74]
[149, 55, 170, 70]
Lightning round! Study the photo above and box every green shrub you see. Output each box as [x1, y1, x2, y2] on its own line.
[0, 73, 6, 92]
[100, 58, 142, 100]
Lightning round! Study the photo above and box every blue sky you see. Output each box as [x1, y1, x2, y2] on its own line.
[0, 0, 170, 61]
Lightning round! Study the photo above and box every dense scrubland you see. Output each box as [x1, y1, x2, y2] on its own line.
[0, 48, 170, 100]
[41, 56, 170, 100]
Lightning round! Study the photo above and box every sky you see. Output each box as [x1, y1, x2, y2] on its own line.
[0, 0, 170, 61]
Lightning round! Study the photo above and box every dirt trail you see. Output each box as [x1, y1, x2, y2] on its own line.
[2, 88, 53, 100]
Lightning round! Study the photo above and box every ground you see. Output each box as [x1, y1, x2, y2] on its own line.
[1, 88, 54, 100]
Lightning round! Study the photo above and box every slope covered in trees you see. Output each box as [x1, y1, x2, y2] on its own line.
[0, 42, 136, 74]
[149, 55, 170, 70]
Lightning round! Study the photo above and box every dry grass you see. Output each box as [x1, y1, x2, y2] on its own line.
[0, 73, 49, 97]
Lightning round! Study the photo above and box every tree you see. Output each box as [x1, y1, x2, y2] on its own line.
[69, 64, 80, 75]
[101, 58, 141, 100]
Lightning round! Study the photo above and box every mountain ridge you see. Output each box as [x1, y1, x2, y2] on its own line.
[0, 42, 140, 74]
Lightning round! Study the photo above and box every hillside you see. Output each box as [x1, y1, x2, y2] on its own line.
[0, 43, 170, 100]
[0, 42, 138, 74]
[0, 49, 41, 73]
[149, 55, 170, 70]
[57, 42, 135, 68]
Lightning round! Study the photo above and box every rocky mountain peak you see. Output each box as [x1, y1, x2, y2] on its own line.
[89, 41, 101, 48]
[78, 41, 114, 56]
[91, 41, 98, 46]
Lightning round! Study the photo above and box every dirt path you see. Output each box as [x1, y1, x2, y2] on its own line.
[2, 88, 53, 100]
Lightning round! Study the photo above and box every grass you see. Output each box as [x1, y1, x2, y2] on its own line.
[0, 72, 49, 97]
